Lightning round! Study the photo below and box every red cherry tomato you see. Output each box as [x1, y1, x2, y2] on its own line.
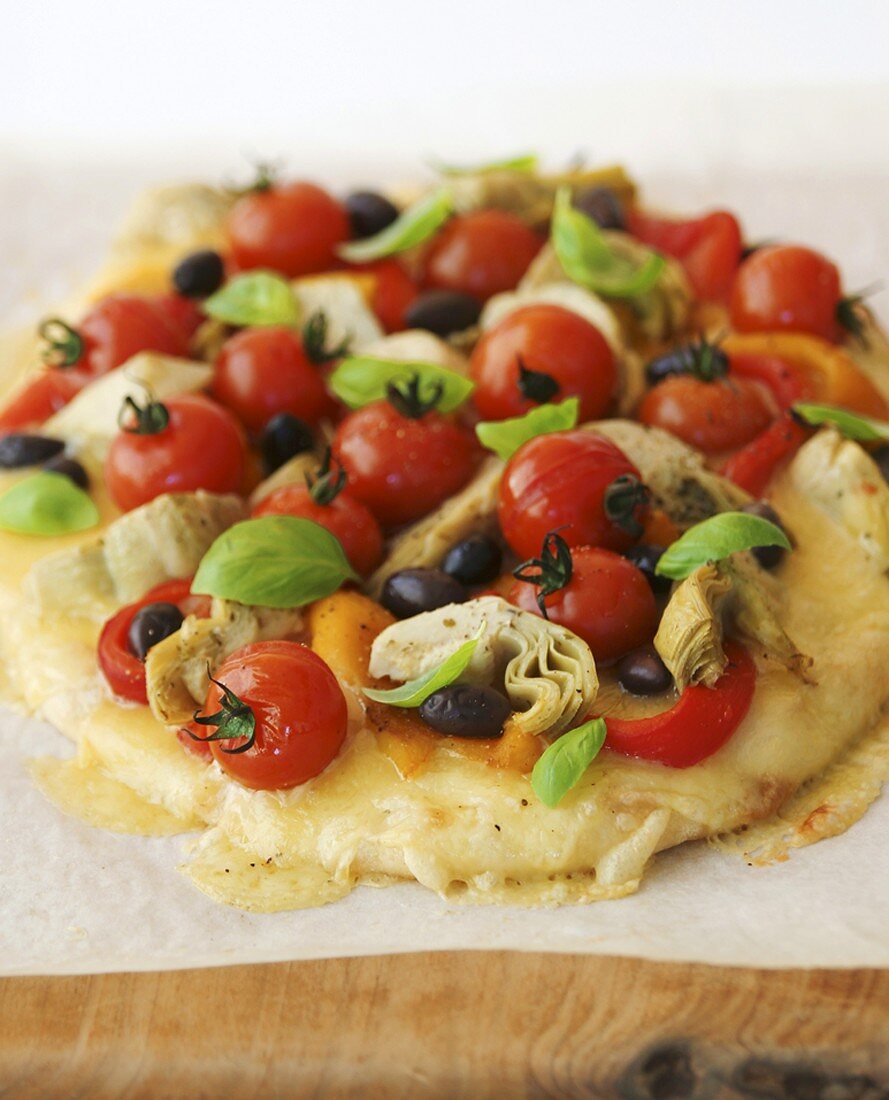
[721, 413, 811, 496]
[470, 304, 617, 421]
[78, 294, 191, 376]
[252, 482, 383, 577]
[98, 579, 211, 705]
[332, 401, 480, 528]
[498, 430, 649, 560]
[226, 182, 349, 277]
[637, 374, 773, 455]
[350, 259, 419, 333]
[193, 640, 348, 791]
[509, 545, 657, 662]
[153, 292, 205, 341]
[213, 326, 336, 434]
[422, 210, 542, 302]
[0, 369, 90, 432]
[105, 394, 246, 512]
[729, 245, 842, 340]
[628, 208, 742, 301]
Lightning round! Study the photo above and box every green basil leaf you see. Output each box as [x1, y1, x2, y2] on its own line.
[363, 624, 486, 708]
[551, 187, 665, 299]
[475, 398, 580, 461]
[192, 516, 358, 608]
[531, 717, 607, 808]
[792, 402, 889, 442]
[328, 356, 474, 413]
[337, 187, 453, 263]
[433, 153, 538, 176]
[203, 271, 300, 327]
[655, 511, 792, 580]
[0, 472, 99, 536]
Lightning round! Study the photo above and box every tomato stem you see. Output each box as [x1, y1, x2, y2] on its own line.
[302, 310, 351, 365]
[512, 530, 574, 619]
[385, 373, 443, 419]
[305, 447, 347, 506]
[189, 668, 256, 754]
[38, 318, 84, 369]
[516, 355, 560, 404]
[603, 474, 650, 538]
[118, 394, 170, 435]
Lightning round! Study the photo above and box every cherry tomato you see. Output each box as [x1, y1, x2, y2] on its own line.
[628, 208, 742, 301]
[213, 326, 336, 434]
[98, 579, 211, 705]
[252, 483, 383, 577]
[105, 394, 246, 512]
[226, 181, 349, 277]
[498, 430, 649, 560]
[422, 210, 542, 302]
[0, 369, 90, 432]
[729, 245, 842, 340]
[153, 292, 205, 341]
[332, 400, 480, 528]
[78, 294, 191, 376]
[721, 413, 811, 496]
[509, 545, 657, 662]
[728, 352, 812, 410]
[470, 304, 617, 421]
[194, 640, 348, 790]
[637, 375, 773, 455]
[350, 259, 419, 332]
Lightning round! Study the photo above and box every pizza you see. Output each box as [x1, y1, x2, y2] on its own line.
[2, 157, 889, 912]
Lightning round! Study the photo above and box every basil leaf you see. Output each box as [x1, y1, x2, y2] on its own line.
[328, 356, 474, 413]
[192, 516, 357, 608]
[531, 718, 606, 808]
[203, 271, 300, 327]
[433, 153, 538, 176]
[655, 511, 791, 580]
[0, 472, 99, 536]
[551, 187, 665, 298]
[338, 187, 453, 263]
[363, 624, 485, 708]
[475, 398, 580, 461]
[792, 402, 889, 442]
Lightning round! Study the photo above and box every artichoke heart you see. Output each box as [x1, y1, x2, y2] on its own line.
[368, 596, 597, 736]
[655, 564, 732, 692]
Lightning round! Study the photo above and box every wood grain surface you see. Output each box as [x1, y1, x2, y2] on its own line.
[2, 953, 888, 1099]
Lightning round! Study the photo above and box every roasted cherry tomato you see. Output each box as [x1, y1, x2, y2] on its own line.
[105, 394, 246, 512]
[0, 369, 90, 432]
[470, 304, 617, 421]
[226, 181, 349, 277]
[498, 430, 649, 560]
[637, 374, 773, 454]
[628, 208, 742, 301]
[729, 245, 841, 340]
[191, 640, 348, 790]
[77, 294, 191, 376]
[332, 396, 480, 529]
[98, 579, 211, 705]
[350, 259, 419, 333]
[422, 210, 542, 302]
[509, 541, 657, 663]
[213, 326, 337, 434]
[153, 292, 205, 341]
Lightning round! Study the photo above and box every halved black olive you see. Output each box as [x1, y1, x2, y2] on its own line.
[172, 250, 225, 298]
[404, 290, 481, 337]
[380, 569, 467, 619]
[572, 186, 626, 231]
[43, 455, 89, 490]
[740, 500, 788, 569]
[442, 534, 502, 587]
[258, 413, 314, 476]
[623, 543, 672, 595]
[419, 684, 510, 739]
[0, 434, 65, 469]
[872, 444, 889, 486]
[616, 646, 673, 696]
[127, 602, 184, 661]
[345, 191, 399, 239]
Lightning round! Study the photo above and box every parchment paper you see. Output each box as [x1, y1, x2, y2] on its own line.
[2, 152, 889, 977]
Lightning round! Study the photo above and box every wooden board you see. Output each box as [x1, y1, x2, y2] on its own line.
[2, 953, 889, 1098]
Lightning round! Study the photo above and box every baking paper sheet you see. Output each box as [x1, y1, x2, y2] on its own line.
[2, 149, 889, 976]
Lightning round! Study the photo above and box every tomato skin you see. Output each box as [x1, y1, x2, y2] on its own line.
[213, 326, 336, 434]
[470, 304, 617, 421]
[105, 394, 246, 512]
[332, 401, 480, 528]
[498, 430, 648, 560]
[637, 375, 773, 455]
[628, 208, 742, 301]
[252, 483, 383, 577]
[0, 369, 90, 431]
[728, 352, 812, 409]
[422, 210, 543, 302]
[153, 292, 205, 341]
[509, 546, 657, 662]
[729, 245, 842, 340]
[198, 641, 348, 791]
[721, 413, 811, 496]
[226, 182, 349, 277]
[351, 259, 419, 332]
[79, 294, 191, 376]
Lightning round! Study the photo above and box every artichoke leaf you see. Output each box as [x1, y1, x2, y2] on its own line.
[655, 563, 732, 692]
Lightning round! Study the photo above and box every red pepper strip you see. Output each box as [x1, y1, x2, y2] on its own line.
[627, 208, 742, 301]
[603, 642, 756, 768]
[97, 578, 211, 705]
[0, 369, 90, 432]
[721, 413, 811, 497]
[729, 353, 812, 411]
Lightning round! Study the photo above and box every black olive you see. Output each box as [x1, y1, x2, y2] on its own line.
[623, 543, 672, 595]
[258, 413, 314, 476]
[43, 455, 89, 490]
[572, 186, 626, 230]
[616, 646, 673, 696]
[419, 684, 511, 739]
[344, 191, 400, 239]
[0, 433, 65, 469]
[127, 602, 184, 661]
[380, 569, 467, 619]
[441, 534, 502, 586]
[172, 250, 225, 298]
[872, 444, 889, 486]
[403, 290, 481, 337]
[740, 500, 788, 569]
